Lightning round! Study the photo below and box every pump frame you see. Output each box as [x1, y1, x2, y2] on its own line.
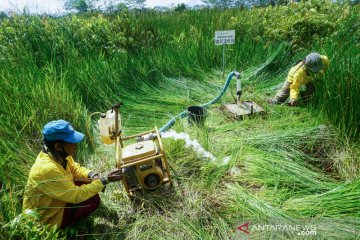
[116, 127, 173, 197]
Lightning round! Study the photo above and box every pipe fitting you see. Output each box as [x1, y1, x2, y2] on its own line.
[137, 133, 157, 142]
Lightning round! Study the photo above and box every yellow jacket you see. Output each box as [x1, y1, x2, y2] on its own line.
[23, 151, 104, 228]
[288, 55, 329, 100]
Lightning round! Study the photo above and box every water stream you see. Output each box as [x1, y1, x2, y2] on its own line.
[161, 130, 230, 164]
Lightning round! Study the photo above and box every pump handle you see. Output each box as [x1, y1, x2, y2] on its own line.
[113, 102, 123, 108]
[111, 102, 123, 113]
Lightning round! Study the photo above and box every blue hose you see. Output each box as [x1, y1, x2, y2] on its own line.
[159, 71, 240, 133]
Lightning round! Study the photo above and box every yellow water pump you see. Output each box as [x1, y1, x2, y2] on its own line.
[117, 129, 172, 195]
[98, 103, 172, 197]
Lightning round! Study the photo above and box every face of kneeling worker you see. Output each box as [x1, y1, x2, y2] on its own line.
[55, 142, 77, 157]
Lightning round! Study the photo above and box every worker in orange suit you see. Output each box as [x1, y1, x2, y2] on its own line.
[23, 120, 122, 229]
[269, 52, 330, 106]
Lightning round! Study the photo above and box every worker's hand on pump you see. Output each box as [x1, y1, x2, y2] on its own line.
[106, 168, 123, 182]
[88, 172, 100, 181]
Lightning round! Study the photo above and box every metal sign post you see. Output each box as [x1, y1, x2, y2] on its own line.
[222, 42, 226, 77]
[215, 30, 235, 77]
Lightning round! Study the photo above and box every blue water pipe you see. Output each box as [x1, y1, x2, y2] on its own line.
[159, 71, 240, 133]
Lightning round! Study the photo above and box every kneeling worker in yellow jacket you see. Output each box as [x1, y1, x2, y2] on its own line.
[270, 52, 330, 106]
[23, 120, 122, 229]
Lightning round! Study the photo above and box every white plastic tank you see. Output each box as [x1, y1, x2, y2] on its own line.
[98, 109, 120, 144]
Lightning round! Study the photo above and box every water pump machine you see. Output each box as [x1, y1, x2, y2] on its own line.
[98, 103, 173, 197]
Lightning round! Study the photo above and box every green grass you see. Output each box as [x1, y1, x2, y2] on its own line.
[0, 2, 359, 239]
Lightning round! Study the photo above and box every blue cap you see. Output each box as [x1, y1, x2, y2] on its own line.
[42, 120, 84, 143]
[305, 52, 323, 73]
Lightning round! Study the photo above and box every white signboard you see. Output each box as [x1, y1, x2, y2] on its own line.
[215, 30, 235, 45]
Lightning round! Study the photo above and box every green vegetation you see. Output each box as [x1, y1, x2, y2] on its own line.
[0, 1, 359, 239]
